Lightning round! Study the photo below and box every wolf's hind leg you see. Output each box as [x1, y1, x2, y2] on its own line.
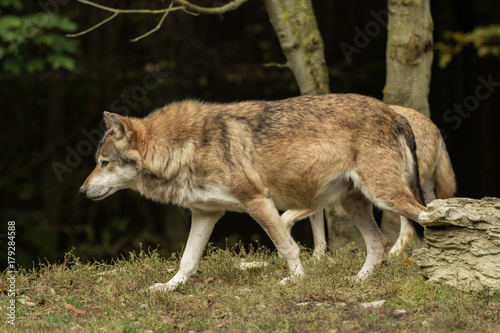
[281, 209, 311, 234]
[342, 191, 388, 280]
[389, 177, 434, 255]
[150, 210, 223, 292]
[389, 216, 414, 255]
[309, 210, 327, 257]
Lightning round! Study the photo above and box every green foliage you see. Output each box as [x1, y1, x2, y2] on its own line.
[436, 24, 500, 68]
[0, 0, 78, 74]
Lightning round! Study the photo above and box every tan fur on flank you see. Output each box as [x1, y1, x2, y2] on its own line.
[281, 105, 456, 256]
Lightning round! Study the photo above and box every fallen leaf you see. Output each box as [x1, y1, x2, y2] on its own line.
[309, 292, 321, 301]
[65, 304, 85, 317]
[203, 277, 215, 285]
[142, 264, 153, 270]
[404, 258, 413, 267]
[217, 322, 228, 328]
[18, 298, 36, 307]
[161, 315, 175, 324]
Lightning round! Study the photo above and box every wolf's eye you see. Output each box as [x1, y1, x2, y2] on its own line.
[101, 160, 110, 167]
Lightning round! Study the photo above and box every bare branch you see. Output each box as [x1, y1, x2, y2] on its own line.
[173, 0, 251, 14]
[68, 0, 252, 39]
[73, 0, 182, 15]
[263, 62, 289, 68]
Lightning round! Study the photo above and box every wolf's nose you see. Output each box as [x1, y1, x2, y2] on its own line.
[79, 187, 87, 196]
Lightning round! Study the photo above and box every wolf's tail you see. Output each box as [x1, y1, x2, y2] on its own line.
[434, 136, 456, 199]
[400, 119, 426, 240]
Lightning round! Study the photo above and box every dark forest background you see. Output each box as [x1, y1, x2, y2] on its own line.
[1, 0, 499, 269]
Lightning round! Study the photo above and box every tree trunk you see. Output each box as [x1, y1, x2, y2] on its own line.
[383, 0, 433, 117]
[263, 0, 329, 95]
[381, 0, 433, 245]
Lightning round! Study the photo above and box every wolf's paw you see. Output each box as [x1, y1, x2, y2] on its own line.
[279, 277, 293, 285]
[388, 244, 403, 256]
[312, 249, 326, 259]
[344, 272, 369, 283]
[279, 272, 304, 286]
[344, 275, 361, 283]
[149, 282, 177, 292]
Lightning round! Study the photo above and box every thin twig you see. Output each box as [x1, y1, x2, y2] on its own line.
[130, 5, 172, 42]
[66, 12, 118, 38]
[263, 62, 289, 68]
[74, 0, 180, 14]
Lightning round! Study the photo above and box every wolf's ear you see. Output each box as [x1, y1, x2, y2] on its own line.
[103, 111, 131, 141]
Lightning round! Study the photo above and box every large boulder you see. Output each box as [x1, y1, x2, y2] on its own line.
[413, 197, 500, 291]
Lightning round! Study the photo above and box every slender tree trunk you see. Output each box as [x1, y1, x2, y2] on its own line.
[383, 0, 433, 116]
[263, 0, 329, 95]
[381, 0, 433, 243]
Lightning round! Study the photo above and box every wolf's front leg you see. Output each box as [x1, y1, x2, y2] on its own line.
[246, 195, 304, 282]
[150, 210, 224, 292]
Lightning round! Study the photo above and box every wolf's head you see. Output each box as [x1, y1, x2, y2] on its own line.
[79, 112, 143, 200]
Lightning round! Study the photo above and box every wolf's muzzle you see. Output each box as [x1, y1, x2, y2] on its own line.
[79, 187, 87, 196]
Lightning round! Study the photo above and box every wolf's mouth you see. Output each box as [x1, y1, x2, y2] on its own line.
[91, 188, 113, 200]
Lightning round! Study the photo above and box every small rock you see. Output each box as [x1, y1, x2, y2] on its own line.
[296, 302, 311, 306]
[334, 302, 346, 309]
[393, 309, 407, 315]
[360, 300, 385, 309]
[237, 261, 269, 270]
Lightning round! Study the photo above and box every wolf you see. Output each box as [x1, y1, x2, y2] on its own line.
[280, 105, 456, 256]
[80, 94, 427, 291]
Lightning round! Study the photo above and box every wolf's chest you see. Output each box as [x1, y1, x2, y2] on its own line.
[184, 183, 246, 213]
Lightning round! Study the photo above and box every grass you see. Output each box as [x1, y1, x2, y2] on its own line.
[1, 243, 499, 332]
